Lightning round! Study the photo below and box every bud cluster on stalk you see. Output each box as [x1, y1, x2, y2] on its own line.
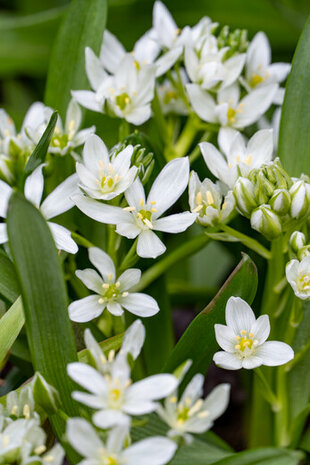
[233, 159, 310, 240]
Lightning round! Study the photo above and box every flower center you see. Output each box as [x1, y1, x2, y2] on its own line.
[100, 451, 119, 465]
[297, 273, 310, 291]
[164, 90, 178, 105]
[227, 107, 236, 123]
[115, 92, 131, 111]
[51, 133, 69, 150]
[97, 161, 122, 193]
[193, 190, 215, 215]
[250, 73, 264, 88]
[234, 330, 258, 358]
[123, 198, 157, 230]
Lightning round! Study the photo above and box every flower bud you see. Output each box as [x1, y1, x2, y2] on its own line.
[250, 205, 282, 240]
[269, 188, 291, 215]
[297, 245, 310, 261]
[290, 231, 306, 253]
[32, 372, 61, 414]
[290, 180, 309, 219]
[234, 177, 257, 217]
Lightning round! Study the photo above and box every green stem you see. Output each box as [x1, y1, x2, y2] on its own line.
[119, 239, 138, 273]
[189, 131, 212, 164]
[71, 231, 94, 249]
[107, 224, 118, 264]
[220, 224, 271, 259]
[151, 89, 170, 146]
[254, 368, 281, 412]
[119, 120, 130, 141]
[165, 115, 199, 160]
[132, 233, 210, 292]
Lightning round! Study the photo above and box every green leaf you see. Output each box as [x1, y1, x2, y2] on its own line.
[0, 297, 24, 368]
[131, 413, 230, 465]
[0, 249, 20, 303]
[45, 0, 108, 118]
[211, 447, 304, 465]
[278, 16, 310, 176]
[24, 111, 58, 178]
[7, 192, 79, 456]
[163, 254, 257, 381]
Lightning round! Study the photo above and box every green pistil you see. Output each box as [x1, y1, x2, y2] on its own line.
[115, 93, 131, 111]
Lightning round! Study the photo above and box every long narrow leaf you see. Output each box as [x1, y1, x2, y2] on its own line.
[45, 0, 107, 117]
[0, 297, 24, 368]
[0, 249, 20, 303]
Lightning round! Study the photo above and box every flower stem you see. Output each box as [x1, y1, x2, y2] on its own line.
[132, 233, 210, 292]
[119, 239, 138, 273]
[254, 367, 281, 412]
[71, 231, 94, 249]
[165, 114, 199, 160]
[220, 224, 271, 259]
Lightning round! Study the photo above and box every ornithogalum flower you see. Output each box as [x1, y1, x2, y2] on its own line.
[73, 157, 196, 258]
[213, 297, 294, 369]
[187, 82, 277, 129]
[67, 420, 177, 465]
[286, 256, 310, 300]
[67, 355, 178, 428]
[69, 247, 159, 321]
[200, 128, 274, 189]
[0, 165, 78, 253]
[157, 374, 230, 444]
[76, 134, 137, 200]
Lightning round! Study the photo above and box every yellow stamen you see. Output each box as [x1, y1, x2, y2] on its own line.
[206, 190, 214, 205]
[139, 198, 145, 206]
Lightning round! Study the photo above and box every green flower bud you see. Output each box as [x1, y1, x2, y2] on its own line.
[290, 231, 306, 253]
[269, 188, 291, 214]
[290, 180, 309, 219]
[234, 177, 257, 217]
[32, 372, 61, 414]
[250, 205, 282, 240]
[297, 245, 310, 261]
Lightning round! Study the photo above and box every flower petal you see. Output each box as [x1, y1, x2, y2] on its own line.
[66, 418, 103, 458]
[118, 268, 141, 291]
[153, 212, 196, 233]
[203, 383, 230, 420]
[213, 351, 242, 370]
[48, 222, 78, 254]
[148, 157, 189, 217]
[137, 230, 166, 258]
[107, 302, 124, 316]
[75, 269, 103, 294]
[250, 314, 270, 344]
[93, 409, 129, 429]
[100, 30, 126, 74]
[85, 47, 108, 91]
[65, 99, 82, 133]
[199, 142, 231, 187]
[123, 436, 177, 465]
[241, 356, 263, 369]
[225, 296, 256, 334]
[186, 84, 217, 123]
[0, 180, 12, 218]
[72, 194, 131, 224]
[83, 134, 109, 172]
[88, 247, 115, 282]
[214, 324, 236, 353]
[68, 295, 104, 322]
[126, 374, 178, 403]
[236, 84, 278, 128]
[0, 223, 8, 243]
[116, 222, 141, 239]
[41, 174, 79, 219]
[125, 178, 146, 209]
[24, 164, 44, 208]
[120, 320, 145, 360]
[180, 374, 204, 404]
[120, 293, 159, 317]
[67, 362, 108, 395]
[255, 341, 294, 366]
[71, 90, 102, 112]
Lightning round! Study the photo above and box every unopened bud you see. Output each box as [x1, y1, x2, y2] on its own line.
[234, 177, 257, 217]
[290, 180, 309, 219]
[297, 245, 310, 261]
[32, 373, 61, 414]
[290, 231, 306, 253]
[269, 188, 290, 215]
[250, 205, 282, 240]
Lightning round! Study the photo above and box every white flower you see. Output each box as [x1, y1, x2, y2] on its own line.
[185, 37, 245, 91]
[67, 355, 178, 428]
[157, 375, 230, 444]
[289, 180, 310, 219]
[242, 32, 290, 104]
[84, 319, 145, 375]
[100, 29, 181, 78]
[27, 99, 95, 157]
[187, 82, 278, 129]
[76, 134, 137, 200]
[213, 296, 294, 369]
[286, 256, 310, 300]
[73, 157, 196, 259]
[73, 54, 156, 126]
[200, 128, 274, 188]
[188, 171, 235, 226]
[69, 247, 159, 322]
[67, 419, 177, 465]
[0, 165, 78, 253]
[157, 71, 188, 115]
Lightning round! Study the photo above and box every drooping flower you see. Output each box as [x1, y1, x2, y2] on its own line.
[213, 296, 294, 369]
[286, 256, 310, 300]
[200, 128, 274, 188]
[73, 54, 156, 126]
[0, 165, 78, 253]
[67, 419, 177, 465]
[67, 355, 178, 428]
[188, 171, 235, 226]
[73, 157, 196, 258]
[187, 82, 277, 129]
[242, 32, 290, 104]
[76, 134, 137, 200]
[157, 374, 230, 444]
[69, 247, 159, 322]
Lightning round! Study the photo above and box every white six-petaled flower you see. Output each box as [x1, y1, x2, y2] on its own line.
[157, 374, 230, 444]
[0, 165, 78, 254]
[67, 354, 178, 428]
[76, 134, 137, 200]
[67, 419, 177, 465]
[213, 296, 294, 370]
[73, 157, 196, 259]
[69, 247, 159, 322]
[286, 256, 310, 300]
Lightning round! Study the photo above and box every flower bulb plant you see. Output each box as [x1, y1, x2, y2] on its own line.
[0, 1, 309, 464]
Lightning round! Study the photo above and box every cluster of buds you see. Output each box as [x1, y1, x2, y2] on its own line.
[217, 25, 248, 58]
[233, 159, 310, 240]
